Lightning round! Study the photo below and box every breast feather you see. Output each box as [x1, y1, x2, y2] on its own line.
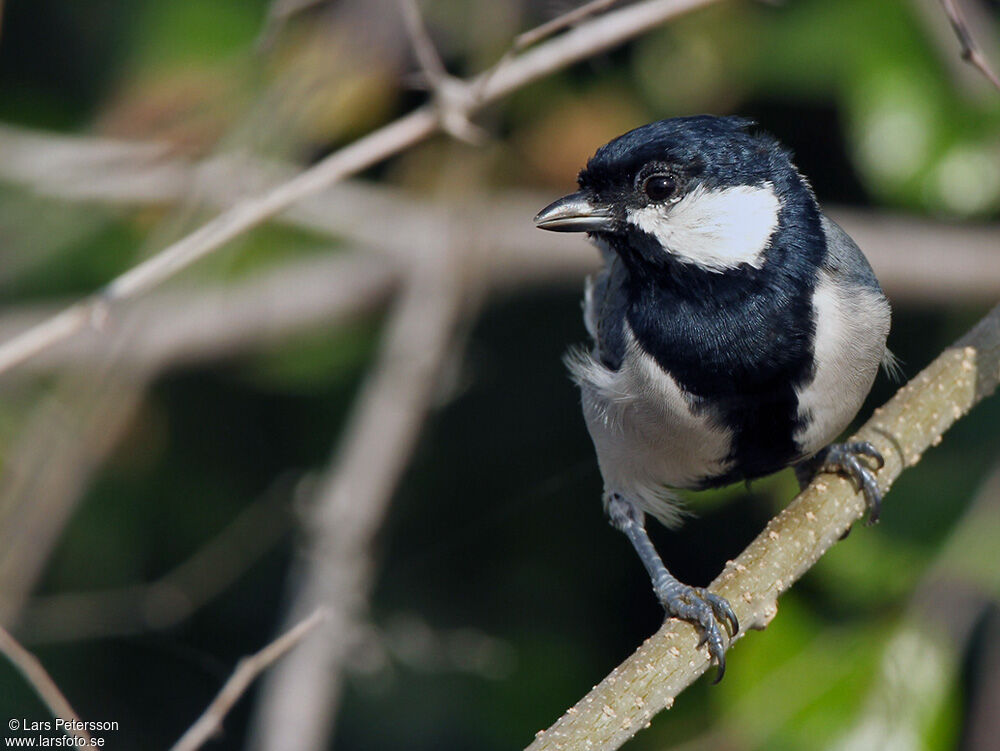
[568, 327, 734, 526]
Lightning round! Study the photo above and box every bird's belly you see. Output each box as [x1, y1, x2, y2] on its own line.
[569, 344, 734, 524]
[584, 390, 732, 491]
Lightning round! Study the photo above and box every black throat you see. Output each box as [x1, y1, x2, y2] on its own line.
[613, 195, 825, 485]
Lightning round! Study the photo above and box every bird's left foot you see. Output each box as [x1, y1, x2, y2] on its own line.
[807, 441, 885, 524]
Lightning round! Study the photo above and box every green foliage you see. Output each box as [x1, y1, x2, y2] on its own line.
[127, 0, 268, 70]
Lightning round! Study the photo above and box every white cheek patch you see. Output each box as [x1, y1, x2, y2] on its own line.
[626, 182, 780, 271]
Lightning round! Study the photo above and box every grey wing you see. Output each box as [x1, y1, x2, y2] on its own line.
[821, 216, 884, 294]
[823, 216, 903, 374]
[793, 216, 893, 454]
[583, 244, 629, 370]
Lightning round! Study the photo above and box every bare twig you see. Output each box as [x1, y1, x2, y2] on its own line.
[0, 626, 91, 743]
[248, 248, 474, 751]
[5, 124, 999, 301]
[399, 0, 486, 144]
[2, 125, 998, 305]
[0, 373, 146, 625]
[526, 302, 1000, 751]
[399, 0, 448, 85]
[515, 0, 623, 50]
[0, 0, 719, 378]
[169, 608, 327, 751]
[939, 0, 1000, 91]
[0, 252, 398, 378]
[0, 200, 994, 380]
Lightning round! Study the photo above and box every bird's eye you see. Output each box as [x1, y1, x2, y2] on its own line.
[643, 174, 676, 202]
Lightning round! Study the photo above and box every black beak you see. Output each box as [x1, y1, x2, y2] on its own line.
[533, 191, 614, 233]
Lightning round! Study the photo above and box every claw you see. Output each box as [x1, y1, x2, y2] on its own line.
[816, 442, 885, 525]
[845, 441, 885, 470]
[716, 596, 740, 638]
[655, 584, 737, 681]
[712, 651, 727, 684]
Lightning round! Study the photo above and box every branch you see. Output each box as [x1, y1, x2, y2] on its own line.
[515, 0, 623, 51]
[0, 625, 91, 744]
[0, 200, 994, 380]
[662, 453, 1000, 751]
[939, 0, 1000, 91]
[1, 125, 997, 305]
[3, 125, 998, 304]
[0, 374, 146, 625]
[400, 0, 486, 145]
[0, 0, 720, 377]
[826, 457, 1000, 750]
[0, 252, 397, 378]
[247, 252, 473, 751]
[526, 302, 1000, 751]
[169, 608, 327, 751]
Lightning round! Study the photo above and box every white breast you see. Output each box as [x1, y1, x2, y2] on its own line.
[567, 326, 733, 527]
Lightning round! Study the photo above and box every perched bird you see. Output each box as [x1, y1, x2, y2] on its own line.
[533, 116, 891, 679]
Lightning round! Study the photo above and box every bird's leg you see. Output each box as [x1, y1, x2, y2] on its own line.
[606, 493, 739, 682]
[796, 441, 885, 524]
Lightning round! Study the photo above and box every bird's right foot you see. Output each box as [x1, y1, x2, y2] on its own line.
[653, 577, 739, 683]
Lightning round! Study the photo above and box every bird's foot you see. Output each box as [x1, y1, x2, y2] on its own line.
[814, 441, 885, 524]
[654, 577, 738, 683]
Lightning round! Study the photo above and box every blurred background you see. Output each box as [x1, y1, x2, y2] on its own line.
[0, 0, 999, 749]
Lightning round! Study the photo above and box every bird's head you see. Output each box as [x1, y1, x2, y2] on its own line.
[534, 116, 819, 276]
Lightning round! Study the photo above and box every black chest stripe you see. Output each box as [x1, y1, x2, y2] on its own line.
[619, 198, 823, 483]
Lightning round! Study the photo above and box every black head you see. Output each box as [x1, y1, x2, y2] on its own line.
[534, 115, 821, 275]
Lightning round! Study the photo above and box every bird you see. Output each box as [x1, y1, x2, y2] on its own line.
[533, 115, 892, 680]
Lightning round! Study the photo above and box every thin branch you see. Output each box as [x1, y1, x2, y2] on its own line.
[1, 126, 997, 305]
[399, 0, 448, 85]
[526, 302, 1000, 751]
[0, 251, 398, 378]
[0, 0, 720, 378]
[248, 250, 474, 751]
[169, 608, 327, 751]
[399, 0, 486, 144]
[515, 0, 623, 50]
[0, 373, 147, 625]
[664, 453, 1000, 751]
[0, 625, 91, 744]
[0, 141, 995, 379]
[0, 201, 994, 379]
[939, 0, 1000, 91]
